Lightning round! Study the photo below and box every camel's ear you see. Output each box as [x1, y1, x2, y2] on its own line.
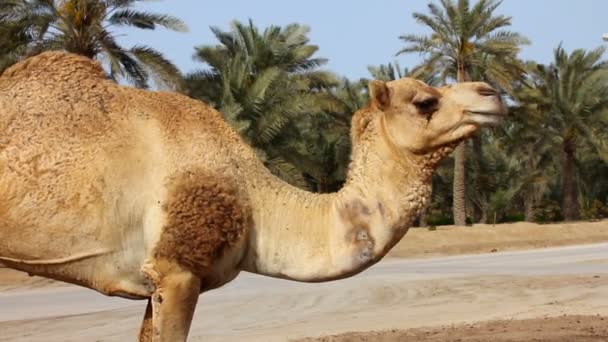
[369, 80, 390, 110]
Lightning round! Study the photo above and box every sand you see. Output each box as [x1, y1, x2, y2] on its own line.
[296, 315, 608, 342]
[1, 220, 607, 341]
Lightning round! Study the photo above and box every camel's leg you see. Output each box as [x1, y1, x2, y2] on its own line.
[138, 299, 153, 342]
[147, 269, 201, 342]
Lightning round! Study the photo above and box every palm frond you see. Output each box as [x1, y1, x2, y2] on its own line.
[108, 9, 187, 32]
[265, 156, 309, 190]
[129, 45, 184, 90]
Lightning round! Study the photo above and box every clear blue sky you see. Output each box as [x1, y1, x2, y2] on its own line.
[120, 0, 608, 80]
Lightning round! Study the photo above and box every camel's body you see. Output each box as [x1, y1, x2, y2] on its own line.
[0, 52, 506, 341]
[0, 52, 259, 294]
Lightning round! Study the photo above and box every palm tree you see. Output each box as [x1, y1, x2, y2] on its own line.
[531, 46, 608, 220]
[397, 0, 529, 225]
[494, 62, 560, 221]
[0, 0, 186, 89]
[0, 0, 36, 72]
[331, 77, 368, 116]
[273, 109, 351, 192]
[368, 61, 440, 85]
[576, 145, 608, 219]
[368, 62, 406, 81]
[186, 20, 340, 189]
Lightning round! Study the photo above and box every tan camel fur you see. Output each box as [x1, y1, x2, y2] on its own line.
[0, 51, 506, 341]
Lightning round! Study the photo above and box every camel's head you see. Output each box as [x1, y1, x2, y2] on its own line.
[364, 78, 506, 155]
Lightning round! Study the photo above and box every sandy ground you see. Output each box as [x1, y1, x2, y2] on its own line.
[1, 221, 607, 341]
[2, 274, 607, 342]
[296, 315, 608, 342]
[387, 220, 608, 258]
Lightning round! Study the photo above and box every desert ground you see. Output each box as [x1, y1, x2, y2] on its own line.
[1, 220, 607, 341]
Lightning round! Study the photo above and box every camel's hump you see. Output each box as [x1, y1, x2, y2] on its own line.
[1, 51, 106, 81]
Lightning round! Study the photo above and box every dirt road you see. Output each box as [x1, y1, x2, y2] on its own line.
[1, 243, 606, 341]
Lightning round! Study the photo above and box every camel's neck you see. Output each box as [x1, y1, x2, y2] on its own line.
[240, 117, 439, 282]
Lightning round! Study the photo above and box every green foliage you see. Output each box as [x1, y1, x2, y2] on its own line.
[532, 45, 608, 152]
[534, 199, 564, 223]
[186, 20, 345, 190]
[500, 214, 525, 223]
[581, 199, 608, 220]
[272, 112, 351, 192]
[330, 78, 369, 115]
[397, 0, 529, 88]
[0, 0, 185, 89]
[579, 149, 608, 207]
[368, 61, 440, 85]
[368, 62, 409, 81]
[499, 76, 558, 220]
[427, 214, 454, 226]
[522, 46, 608, 220]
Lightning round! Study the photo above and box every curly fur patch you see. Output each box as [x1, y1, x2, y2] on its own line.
[154, 171, 250, 276]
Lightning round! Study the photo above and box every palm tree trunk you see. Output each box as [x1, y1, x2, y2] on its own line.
[479, 206, 488, 224]
[524, 197, 536, 222]
[562, 140, 580, 221]
[524, 158, 537, 222]
[419, 209, 429, 227]
[453, 66, 470, 226]
[472, 134, 488, 223]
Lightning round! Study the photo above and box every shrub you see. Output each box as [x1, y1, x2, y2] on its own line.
[427, 215, 454, 226]
[500, 213, 525, 223]
[534, 199, 563, 223]
[581, 199, 608, 220]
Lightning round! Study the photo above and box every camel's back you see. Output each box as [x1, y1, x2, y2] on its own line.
[0, 52, 260, 261]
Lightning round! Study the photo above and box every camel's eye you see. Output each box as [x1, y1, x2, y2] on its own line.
[414, 98, 439, 116]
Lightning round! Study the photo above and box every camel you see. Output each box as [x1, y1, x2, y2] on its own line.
[0, 51, 506, 341]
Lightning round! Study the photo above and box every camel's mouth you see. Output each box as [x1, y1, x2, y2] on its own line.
[467, 110, 507, 126]
[469, 111, 507, 116]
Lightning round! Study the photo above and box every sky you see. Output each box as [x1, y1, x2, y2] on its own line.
[120, 0, 608, 80]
